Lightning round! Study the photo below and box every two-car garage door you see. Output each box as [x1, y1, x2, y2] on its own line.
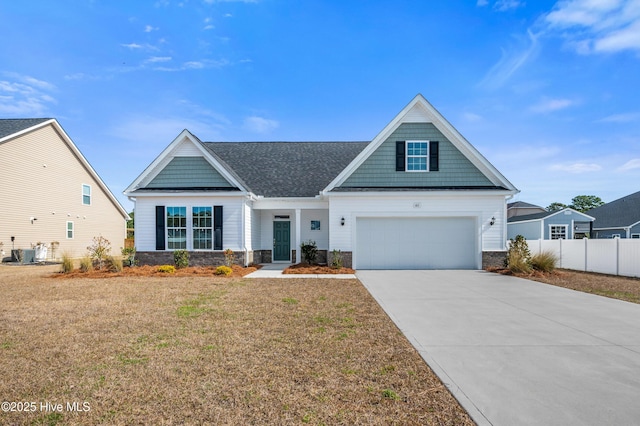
[355, 217, 478, 270]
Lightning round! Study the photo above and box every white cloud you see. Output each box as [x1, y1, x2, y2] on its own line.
[244, 116, 279, 134]
[529, 97, 574, 113]
[145, 56, 172, 63]
[598, 111, 640, 122]
[543, 0, 640, 53]
[478, 29, 540, 89]
[477, 0, 489, 6]
[144, 25, 158, 32]
[0, 74, 56, 116]
[462, 112, 483, 122]
[494, 0, 525, 12]
[121, 43, 143, 50]
[549, 162, 602, 173]
[617, 158, 640, 171]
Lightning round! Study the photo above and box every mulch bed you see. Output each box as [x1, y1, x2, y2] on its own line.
[283, 263, 356, 274]
[49, 264, 258, 279]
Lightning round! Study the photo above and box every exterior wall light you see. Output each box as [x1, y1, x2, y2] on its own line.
[340, 217, 345, 226]
[490, 217, 495, 226]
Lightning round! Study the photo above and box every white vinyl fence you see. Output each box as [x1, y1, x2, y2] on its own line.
[527, 239, 640, 278]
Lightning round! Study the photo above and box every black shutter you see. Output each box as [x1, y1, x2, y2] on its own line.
[155, 206, 165, 250]
[429, 141, 439, 171]
[395, 141, 405, 171]
[214, 206, 223, 250]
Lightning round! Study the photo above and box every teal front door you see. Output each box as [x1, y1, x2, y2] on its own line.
[273, 221, 291, 261]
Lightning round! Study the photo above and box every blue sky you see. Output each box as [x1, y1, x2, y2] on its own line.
[2, 0, 640, 212]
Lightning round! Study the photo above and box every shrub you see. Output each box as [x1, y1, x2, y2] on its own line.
[60, 252, 74, 273]
[215, 265, 232, 276]
[330, 249, 343, 269]
[505, 235, 531, 271]
[506, 250, 532, 274]
[223, 249, 235, 267]
[87, 236, 111, 270]
[79, 256, 93, 273]
[530, 250, 558, 272]
[173, 250, 189, 269]
[121, 247, 136, 267]
[158, 265, 176, 274]
[300, 240, 318, 265]
[105, 256, 123, 272]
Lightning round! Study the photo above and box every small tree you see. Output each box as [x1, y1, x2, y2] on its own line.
[505, 235, 532, 273]
[87, 236, 111, 270]
[300, 240, 318, 265]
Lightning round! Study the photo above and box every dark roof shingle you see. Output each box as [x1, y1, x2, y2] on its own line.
[203, 141, 369, 197]
[587, 190, 640, 228]
[0, 118, 51, 139]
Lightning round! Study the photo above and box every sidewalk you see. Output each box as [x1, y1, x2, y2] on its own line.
[244, 263, 356, 279]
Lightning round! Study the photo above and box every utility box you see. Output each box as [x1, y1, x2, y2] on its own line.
[11, 249, 35, 264]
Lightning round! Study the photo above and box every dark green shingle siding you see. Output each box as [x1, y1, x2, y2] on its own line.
[146, 156, 234, 188]
[340, 123, 493, 188]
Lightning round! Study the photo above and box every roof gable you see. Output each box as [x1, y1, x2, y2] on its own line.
[0, 118, 129, 219]
[324, 94, 518, 193]
[124, 130, 246, 195]
[588, 190, 640, 228]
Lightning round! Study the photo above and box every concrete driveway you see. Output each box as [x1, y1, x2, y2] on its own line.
[357, 270, 640, 426]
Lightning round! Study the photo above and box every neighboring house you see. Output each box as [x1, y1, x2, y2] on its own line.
[124, 94, 518, 270]
[507, 201, 546, 218]
[507, 208, 594, 240]
[0, 119, 129, 262]
[588, 190, 640, 239]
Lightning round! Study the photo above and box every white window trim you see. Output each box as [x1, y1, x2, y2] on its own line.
[82, 184, 91, 206]
[166, 206, 187, 250]
[166, 206, 216, 251]
[66, 221, 74, 239]
[549, 224, 568, 240]
[406, 140, 429, 173]
[192, 206, 214, 251]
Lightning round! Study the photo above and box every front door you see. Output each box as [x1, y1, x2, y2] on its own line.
[273, 221, 291, 261]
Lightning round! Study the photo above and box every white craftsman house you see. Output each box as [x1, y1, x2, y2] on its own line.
[124, 94, 518, 269]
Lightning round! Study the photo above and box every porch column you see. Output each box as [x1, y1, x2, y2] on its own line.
[295, 208, 301, 264]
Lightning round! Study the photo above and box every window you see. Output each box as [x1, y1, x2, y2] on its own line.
[631, 234, 640, 239]
[311, 220, 321, 231]
[66, 221, 74, 239]
[82, 184, 91, 205]
[550, 225, 567, 240]
[192, 207, 212, 250]
[167, 207, 187, 249]
[406, 141, 428, 172]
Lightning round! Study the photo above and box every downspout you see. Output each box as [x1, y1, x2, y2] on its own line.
[242, 197, 249, 267]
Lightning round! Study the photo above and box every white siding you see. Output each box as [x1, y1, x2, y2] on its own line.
[300, 209, 329, 250]
[328, 193, 507, 252]
[134, 195, 245, 251]
[0, 124, 127, 259]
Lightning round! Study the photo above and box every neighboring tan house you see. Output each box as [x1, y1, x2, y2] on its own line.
[588, 190, 640, 239]
[507, 201, 546, 218]
[124, 94, 519, 270]
[507, 208, 594, 240]
[0, 118, 129, 262]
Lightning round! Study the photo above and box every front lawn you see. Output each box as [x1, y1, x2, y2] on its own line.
[0, 265, 472, 425]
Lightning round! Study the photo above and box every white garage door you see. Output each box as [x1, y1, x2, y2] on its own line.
[356, 217, 478, 270]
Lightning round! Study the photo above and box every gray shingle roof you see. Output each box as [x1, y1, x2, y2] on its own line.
[507, 201, 543, 209]
[202, 141, 369, 197]
[0, 118, 51, 139]
[587, 190, 640, 228]
[507, 211, 554, 223]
